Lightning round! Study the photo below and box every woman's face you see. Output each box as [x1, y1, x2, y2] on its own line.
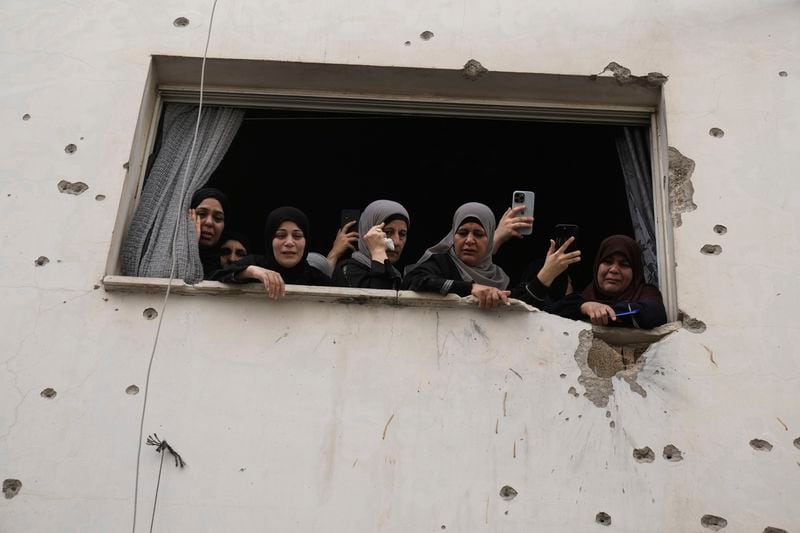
[219, 239, 247, 268]
[196, 198, 225, 247]
[453, 222, 488, 267]
[272, 221, 306, 268]
[596, 252, 633, 295]
[383, 219, 408, 264]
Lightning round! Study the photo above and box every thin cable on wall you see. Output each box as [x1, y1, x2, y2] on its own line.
[131, 1, 221, 531]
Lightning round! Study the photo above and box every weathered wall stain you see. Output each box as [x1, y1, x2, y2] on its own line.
[668, 147, 696, 227]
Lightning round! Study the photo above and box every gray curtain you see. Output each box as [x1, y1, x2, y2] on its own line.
[121, 104, 244, 283]
[615, 126, 658, 285]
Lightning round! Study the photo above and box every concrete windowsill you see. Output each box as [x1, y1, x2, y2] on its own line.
[102, 275, 539, 312]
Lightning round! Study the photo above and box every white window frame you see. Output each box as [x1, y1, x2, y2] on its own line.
[105, 55, 677, 320]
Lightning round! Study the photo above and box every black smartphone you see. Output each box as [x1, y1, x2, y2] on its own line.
[554, 224, 579, 250]
[341, 209, 360, 228]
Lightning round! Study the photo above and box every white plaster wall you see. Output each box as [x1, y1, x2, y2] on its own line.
[1, 1, 799, 531]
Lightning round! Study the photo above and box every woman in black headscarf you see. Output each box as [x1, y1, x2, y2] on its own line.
[189, 187, 230, 279]
[548, 235, 666, 328]
[212, 206, 331, 298]
[403, 202, 511, 309]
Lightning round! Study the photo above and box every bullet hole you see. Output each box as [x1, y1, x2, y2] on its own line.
[793, 437, 800, 450]
[709, 128, 725, 138]
[700, 244, 722, 255]
[95, 194, 106, 201]
[40, 388, 57, 399]
[663, 444, 683, 461]
[750, 439, 773, 451]
[64, 143, 77, 154]
[633, 446, 655, 463]
[596, 512, 611, 526]
[123, 162, 129, 170]
[93, 284, 100, 290]
[143, 308, 158, 320]
[404, 41, 411, 46]
[713, 225, 727, 235]
[679, 311, 706, 333]
[173, 17, 189, 27]
[22, 113, 30, 121]
[420, 30, 434, 40]
[559, 373, 566, 379]
[668, 147, 697, 227]
[57, 180, 89, 195]
[499, 485, 518, 500]
[606, 411, 611, 418]
[125, 385, 140, 395]
[701, 514, 728, 530]
[563, 331, 569, 336]
[34, 255, 49, 266]
[3, 479, 21, 499]
[609, 421, 615, 428]
[462, 59, 488, 81]
[778, 71, 788, 77]
[239, 467, 246, 472]
[441, 526, 446, 530]
[568, 386, 579, 397]
[763, 528, 787, 533]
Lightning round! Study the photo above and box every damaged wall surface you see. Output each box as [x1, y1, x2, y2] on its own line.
[1, 0, 799, 531]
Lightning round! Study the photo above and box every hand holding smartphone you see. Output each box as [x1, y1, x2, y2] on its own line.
[511, 190, 535, 236]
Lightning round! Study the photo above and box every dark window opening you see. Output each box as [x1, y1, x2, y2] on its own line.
[204, 107, 638, 290]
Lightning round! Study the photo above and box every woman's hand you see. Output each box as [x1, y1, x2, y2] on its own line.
[363, 223, 389, 263]
[537, 237, 581, 287]
[327, 220, 359, 266]
[493, 206, 534, 254]
[471, 283, 511, 309]
[580, 301, 617, 326]
[243, 265, 286, 299]
[188, 208, 202, 243]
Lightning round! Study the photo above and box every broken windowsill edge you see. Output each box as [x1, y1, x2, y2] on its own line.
[101, 275, 538, 312]
[591, 321, 681, 345]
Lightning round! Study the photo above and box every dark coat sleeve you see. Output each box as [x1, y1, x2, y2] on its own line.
[210, 254, 262, 283]
[547, 284, 668, 329]
[401, 254, 473, 297]
[333, 258, 400, 290]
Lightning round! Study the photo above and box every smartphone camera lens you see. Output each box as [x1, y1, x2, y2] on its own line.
[514, 193, 524, 203]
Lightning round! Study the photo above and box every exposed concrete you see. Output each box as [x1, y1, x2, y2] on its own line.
[595, 512, 612, 526]
[663, 444, 683, 462]
[633, 446, 655, 463]
[679, 310, 707, 334]
[591, 61, 668, 87]
[419, 31, 434, 41]
[709, 127, 725, 138]
[701, 514, 728, 530]
[2, 479, 21, 499]
[64, 144, 77, 154]
[461, 59, 487, 81]
[668, 147, 697, 227]
[749, 439, 773, 452]
[713, 225, 727, 235]
[40, 388, 57, 399]
[57, 180, 89, 195]
[33, 255, 49, 267]
[173, 17, 189, 28]
[700, 244, 722, 255]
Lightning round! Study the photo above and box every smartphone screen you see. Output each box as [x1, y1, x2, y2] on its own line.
[554, 224, 579, 250]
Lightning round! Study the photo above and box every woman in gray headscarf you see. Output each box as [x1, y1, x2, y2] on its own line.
[332, 199, 410, 290]
[402, 202, 511, 309]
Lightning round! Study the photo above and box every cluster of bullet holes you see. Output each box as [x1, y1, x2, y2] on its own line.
[40, 388, 57, 399]
[57, 180, 89, 195]
[64, 143, 77, 154]
[595, 512, 611, 526]
[700, 514, 727, 530]
[143, 308, 158, 320]
[34, 256, 49, 267]
[3, 479, 22, 499]
[700, 244, 722, 255]
[173, 17, 189, 27]
[499, 485, 517, 501]
[22, 113, 30, 121]
[126, 384, 140, 395]
[709, 128, 725, 138]
[749, 438, 773, 452]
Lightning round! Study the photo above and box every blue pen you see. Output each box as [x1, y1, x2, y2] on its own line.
[615, 309, 640, 317]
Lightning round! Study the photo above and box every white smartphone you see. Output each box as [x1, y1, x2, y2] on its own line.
[512, 190, 535, 235]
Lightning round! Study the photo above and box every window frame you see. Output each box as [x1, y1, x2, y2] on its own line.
[106, 55, 676, 320]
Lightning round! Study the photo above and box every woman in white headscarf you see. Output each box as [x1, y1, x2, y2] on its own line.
[332, 199, 410, 290]
[403, 202, 511, 309]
